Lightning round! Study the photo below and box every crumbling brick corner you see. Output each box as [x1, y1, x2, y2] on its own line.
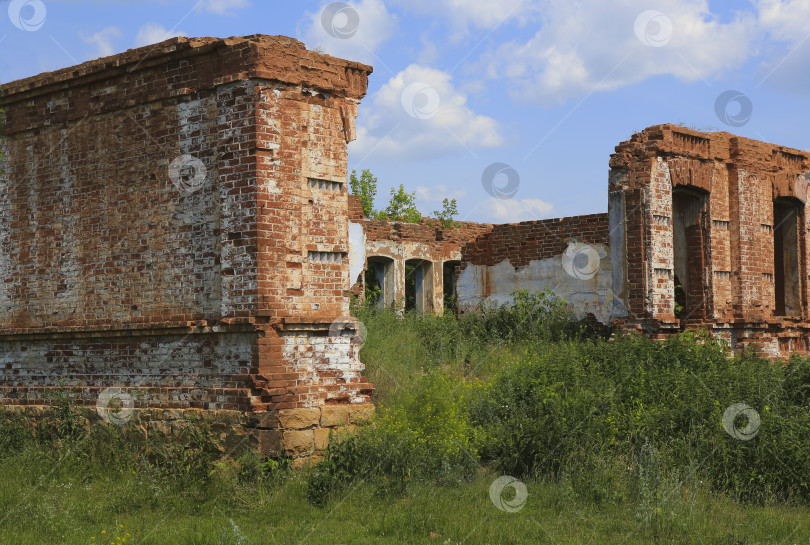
[0, 35, 375, 461]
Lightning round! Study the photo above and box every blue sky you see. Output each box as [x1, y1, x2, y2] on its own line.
[2, 0, 809, 223]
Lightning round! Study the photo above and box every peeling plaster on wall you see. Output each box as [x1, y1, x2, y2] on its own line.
[456, 244, 616, 325]
[348, 222, 366, 288]
[280, 331, 367, 405]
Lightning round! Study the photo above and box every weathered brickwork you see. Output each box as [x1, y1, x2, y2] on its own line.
[461, 214, 609, 268]
[357, 210, 492, 312]
[0, 330, 255, 409]
[0, 35, 374, 459]
[609, 124, 810, 356]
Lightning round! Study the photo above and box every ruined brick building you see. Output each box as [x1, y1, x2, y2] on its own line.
[0, 36, 375, 457]
[1, 35, 808, 458]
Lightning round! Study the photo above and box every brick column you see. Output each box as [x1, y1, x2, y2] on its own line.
[646, 158, 675, 321]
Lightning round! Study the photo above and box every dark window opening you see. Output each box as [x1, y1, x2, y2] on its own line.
[672, 188, 707, 321]
[365, 257, 395, 308]
[442, 260, 461, 313]
[774, 198, 801, 317]
[405, 259, 433, 313]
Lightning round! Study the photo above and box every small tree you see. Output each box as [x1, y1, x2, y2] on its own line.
[349, 169, 378, 217]
[382, 185, 422, 223]
[433, 198, 460, 229]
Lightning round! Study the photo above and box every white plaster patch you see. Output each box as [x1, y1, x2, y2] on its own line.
[456, 244, 617, 324]
[281, 330, 367, 406]
[348, 222, 366, 287]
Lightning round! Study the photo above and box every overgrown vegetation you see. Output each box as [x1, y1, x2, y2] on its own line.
[380, 184, 422, 223]
[348, 168, 378, 217]
[306, 293, 810, 519]
[349, 169, 422, 222]
[2, 293, 810, 543]
[432, 197, 460, 229]
[348, 168, 460, 227]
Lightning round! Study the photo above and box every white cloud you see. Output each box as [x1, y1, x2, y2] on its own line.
[393, 0, 538, 32]
[480, 0, 757, 104]
[80, 26, 122, 58]
[135, 23, 187, 48]
[757, 0, 810, 43]
[350, 64, 503, 161]
[301, 0, 396, 64]
[415, 184, 468, 202]
[753, 0, 810, 94]
[477, 197, 555, 223]
[202, 0, 250, 15]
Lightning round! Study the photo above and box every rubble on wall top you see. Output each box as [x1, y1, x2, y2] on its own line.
[0, 34, 373, 103]
[610, 123, 809, 172]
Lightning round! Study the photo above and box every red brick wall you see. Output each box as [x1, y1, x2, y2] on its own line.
[461, 214, 610, 268]
[364, 218, 492, 246]
[348, 194, 365, 222]
[0, 36, 374, 427]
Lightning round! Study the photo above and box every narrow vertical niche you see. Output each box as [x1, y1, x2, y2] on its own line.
[672, 188, 707, 321]
[773, 198, 801, 317]
[442, 260, 461, 313]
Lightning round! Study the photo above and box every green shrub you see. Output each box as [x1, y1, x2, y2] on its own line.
[471, 331, 810, 503]
[0, 408, 32, 456]
[306, 372, 479, 506]
[474, 289, 608, 344]
[236, 449, 288, 485]
[138, 415, 220, 483]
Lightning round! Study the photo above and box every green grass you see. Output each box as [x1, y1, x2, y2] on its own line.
[2, 301, 810, 544]
[1, 458, 809, 545]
